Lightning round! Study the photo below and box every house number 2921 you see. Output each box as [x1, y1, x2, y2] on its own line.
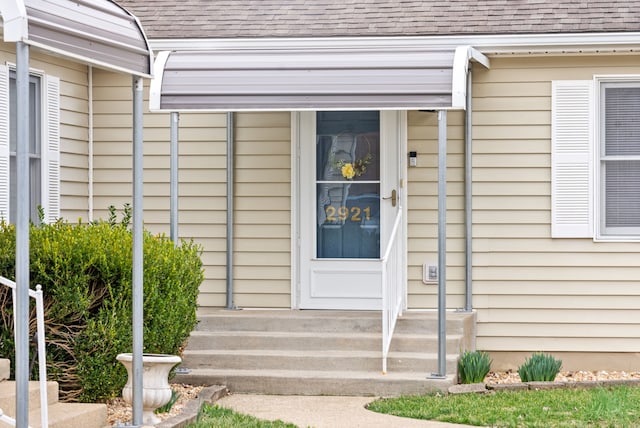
[325, 206, 372, 222]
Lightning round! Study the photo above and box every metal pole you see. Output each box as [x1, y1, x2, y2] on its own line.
[131, 76, 144, 426]
[15, 40, 30, 428]
[170, 112, 179, 245]
[226, 112, 235, 309]
[465, 69, 473, 312]
[435, 110, 447, 378]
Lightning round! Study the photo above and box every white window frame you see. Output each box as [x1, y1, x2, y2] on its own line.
[0, 64, 60, 224]
[594, 76, 640, 241]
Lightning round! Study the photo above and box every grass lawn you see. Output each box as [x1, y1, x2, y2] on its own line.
[367, 385, 640, 427]
[187, 404, 297, 428]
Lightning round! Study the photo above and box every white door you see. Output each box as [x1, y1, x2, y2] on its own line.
[298, 111, 404, 310]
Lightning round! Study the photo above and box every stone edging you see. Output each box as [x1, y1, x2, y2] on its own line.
[156, 385, 228, 428]
[449, 378, 640, 395]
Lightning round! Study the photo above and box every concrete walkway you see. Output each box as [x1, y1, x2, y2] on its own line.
[217, 394, 475, 428]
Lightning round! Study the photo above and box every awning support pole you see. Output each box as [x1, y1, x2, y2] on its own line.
[226, 112, 235, 310]
[430, 109, 448, 379]
[170, 112, 179, 245]
[131, 76, 145, 426]
[15, 39, 30, 428]
[464, 69, 473, 312]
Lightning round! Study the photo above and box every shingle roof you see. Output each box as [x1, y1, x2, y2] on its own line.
[116, 0, 640, 39]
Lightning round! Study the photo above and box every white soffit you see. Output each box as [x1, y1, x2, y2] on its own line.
[150, 46, 489, 112]
[0, 0, 152, 77]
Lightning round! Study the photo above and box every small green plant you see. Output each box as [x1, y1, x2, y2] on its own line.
[458, 350, 492, 384]
[155, 389, 180, 414]
[518, 352, 562, 382]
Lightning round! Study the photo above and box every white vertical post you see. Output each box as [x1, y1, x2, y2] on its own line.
[15, 40, 30, 427]
[35, 285, 48, 428]
[132, 76, 144, 426]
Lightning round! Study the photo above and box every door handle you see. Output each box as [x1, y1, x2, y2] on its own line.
[382, 189, 397, 207]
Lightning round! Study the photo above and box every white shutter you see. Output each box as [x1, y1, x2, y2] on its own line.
[0, 65, 9, 222]
[551, 80, 593, 238]
[43, 74, 60, 223]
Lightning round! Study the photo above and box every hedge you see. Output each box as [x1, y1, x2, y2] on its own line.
[0, 206, 203, 402]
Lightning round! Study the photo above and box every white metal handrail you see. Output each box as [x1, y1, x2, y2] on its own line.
[0, 276, 47, 428]
[381, 208, 403, 374]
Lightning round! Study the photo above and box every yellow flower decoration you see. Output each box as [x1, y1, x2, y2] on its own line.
[341, 163, 356, 180]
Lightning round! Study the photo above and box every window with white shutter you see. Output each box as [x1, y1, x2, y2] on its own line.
[0, 65, 60, 224]
[552, 77, 640, 241]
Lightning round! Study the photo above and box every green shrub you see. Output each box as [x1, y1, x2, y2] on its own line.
[518, 352, 562, 382]
[458, 350, 492, 384]
[0, 206, 203, 402]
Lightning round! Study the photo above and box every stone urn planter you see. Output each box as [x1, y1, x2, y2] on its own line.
[116, 353, 182, 425]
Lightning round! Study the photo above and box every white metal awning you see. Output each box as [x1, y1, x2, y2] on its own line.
[1, 0, 152, 77]
[150, 45, 489, 112]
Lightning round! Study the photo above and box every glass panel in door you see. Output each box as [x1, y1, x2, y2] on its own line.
[316, 111, 380, 258]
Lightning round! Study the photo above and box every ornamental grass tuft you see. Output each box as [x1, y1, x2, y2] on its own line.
[458, 350, 492, 384]
[517, 352, 562, 382]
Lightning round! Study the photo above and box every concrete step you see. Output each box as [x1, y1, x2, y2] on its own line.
[185, 330, 463, 352]
[0, 381, 107, 428]
[181, 349, 460, 373]
[182, 309, 475, 396]
[32, 402, 108, 428]
[0, 359, 9, 381]
[0, 380, 59, 411]
[175, 368, 456, 397]
[196, 309, 471, 334]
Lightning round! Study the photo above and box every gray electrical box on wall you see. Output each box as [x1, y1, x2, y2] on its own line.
[423, 263, 438, 284]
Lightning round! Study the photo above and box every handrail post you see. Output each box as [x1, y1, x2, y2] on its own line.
[35, 285, 48, 428]
[0, 276, 48, 428]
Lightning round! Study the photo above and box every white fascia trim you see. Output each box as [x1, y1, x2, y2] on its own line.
[149, 50, 170, 112]
[148, 32, 640, 54]
[1, 0, 28, 42]
[451, 46, 490, 109]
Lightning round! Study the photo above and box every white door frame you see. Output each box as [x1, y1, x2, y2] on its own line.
[290, 111, 408, 309]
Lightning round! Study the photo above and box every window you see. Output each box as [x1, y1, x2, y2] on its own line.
[599, 83, 640, 237]
[0, 65, 59, 224]
[9, 71, 42, 223]
[552, 77, 640, 241]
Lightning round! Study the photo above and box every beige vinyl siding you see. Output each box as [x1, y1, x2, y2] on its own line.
[233, 112, 292, 308]
[92, 72, 292, 308]
[92, 70, 229, 307]
[406, 110, 467, 309]
[470, 54, 640, 355]
[0, 43, 89, 221]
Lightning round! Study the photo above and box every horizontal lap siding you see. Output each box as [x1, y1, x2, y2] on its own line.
[233, 113, 292, 308]
[471, 55, 640, 354]
[92, 70, 228, 307]
[0, 44, 89, 221]
[407, 110, 468, 307]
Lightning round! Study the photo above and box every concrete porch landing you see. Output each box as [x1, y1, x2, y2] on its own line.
[174, 309, 476, 397]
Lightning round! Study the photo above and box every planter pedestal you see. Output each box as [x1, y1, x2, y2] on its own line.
[116, 353, 181, 425]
